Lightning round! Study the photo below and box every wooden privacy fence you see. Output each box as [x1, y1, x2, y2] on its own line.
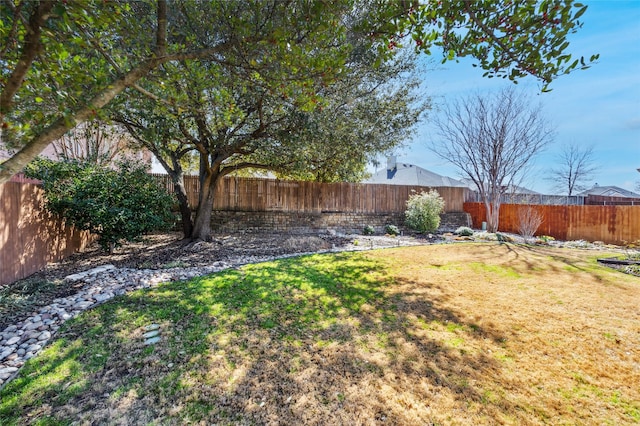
[464, 202, 640, 245]
[151, 175, 469, 213]
[0, 182, 93, 286]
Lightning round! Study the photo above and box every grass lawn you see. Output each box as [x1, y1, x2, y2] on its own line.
[1, 243, 639, 425]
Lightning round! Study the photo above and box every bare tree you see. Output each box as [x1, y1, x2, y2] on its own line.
[432, 87, 553, 232]
[517, 205, 544, 243]
[547, 143, 598, 195]
[52, 121, 135, 165]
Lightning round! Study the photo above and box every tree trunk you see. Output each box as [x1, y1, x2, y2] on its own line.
[191, 171, 217, 241]
[485, 199, 500, 233]
[169, 171, 193, 238]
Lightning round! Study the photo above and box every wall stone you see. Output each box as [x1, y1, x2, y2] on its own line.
[210, 210, 471, 235]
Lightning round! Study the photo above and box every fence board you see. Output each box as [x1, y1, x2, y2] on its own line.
[464, 202, 640, 245]
[0, 182, 93, 286]
[151, 174, 468, 214]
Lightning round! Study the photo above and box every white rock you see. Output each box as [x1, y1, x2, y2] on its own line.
[37, 331, 52, 341]
[5, 336, 20, 346]
[144, 336, 161, 345]
[73, 301, 93, 310]
[143, 330, 160, 339]
[23, 321, 43, 331]
[64, 264, 116, 281]
[94, 293, 113, 303]
[26, 344, 42, 353]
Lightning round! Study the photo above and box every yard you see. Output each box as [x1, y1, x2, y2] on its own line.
[1, 243, 638, 425]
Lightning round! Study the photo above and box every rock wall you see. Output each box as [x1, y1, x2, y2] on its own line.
[210, 210, 471, 234]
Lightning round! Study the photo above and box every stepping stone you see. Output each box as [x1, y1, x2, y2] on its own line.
[143, 330, 160, 339]
[144, 336, 161, 345]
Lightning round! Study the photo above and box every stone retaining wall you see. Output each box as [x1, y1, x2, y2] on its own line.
[210, 210, 471, 234]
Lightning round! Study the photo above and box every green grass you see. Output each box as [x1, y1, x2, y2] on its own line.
[0, 253, 393, 424]
[468, 262, 522, 279]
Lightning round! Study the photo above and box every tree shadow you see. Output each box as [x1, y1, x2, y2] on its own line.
[1, 251, 556, 424]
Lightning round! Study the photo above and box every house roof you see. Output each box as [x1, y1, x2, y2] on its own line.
[365, 162, 469, 187]
[577, 185, 640, 198]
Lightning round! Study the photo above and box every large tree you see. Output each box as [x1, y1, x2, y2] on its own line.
[547, 143, 598, 196]
[1, 0, 597, 184]
[431, 87, 554, 232]
[0, 0, 352, 183]
[115, 16, 426, 240]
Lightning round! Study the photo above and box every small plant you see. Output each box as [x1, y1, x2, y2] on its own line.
[363, 225, 375, 235]
[352, 239, 359, 246]
[404, 189, 445, 233]
[539, 235, 555, 242]
[517, 205, 543, 243]
[625, 251, 640, 261]
[385, 224, 399, 236]
[624, 264, 640, 276]
[162, 261, 190, 269]
[455, 226, 474, 237]
[496, 233, 514, 243]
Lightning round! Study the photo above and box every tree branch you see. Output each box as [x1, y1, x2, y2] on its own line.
[0, 1, 54, 121]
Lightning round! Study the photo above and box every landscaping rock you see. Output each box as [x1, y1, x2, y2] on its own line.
[143, 330, 160, 339]
[145, 336, 161, 345]
[5, 336, 20, 346]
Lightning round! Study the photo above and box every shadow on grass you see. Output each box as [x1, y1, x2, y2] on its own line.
[1, 251, 544, 424]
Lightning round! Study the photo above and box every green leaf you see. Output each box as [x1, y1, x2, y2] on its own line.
[574, 6, 588, 21]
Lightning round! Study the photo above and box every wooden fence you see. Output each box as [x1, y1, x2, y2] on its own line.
[464, 202, 640, 245]
[0, 182, 93, 286]
[151, 175, 469, 213]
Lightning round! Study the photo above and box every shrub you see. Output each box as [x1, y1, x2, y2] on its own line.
[517, 205, 543, 243]
[385, 224, 399, 236]
[363, 225, 375, 235]
[26, 158, 175, 252]
[455, 226, 474, 236]
[537, 235, 555, 244]
[404, 189, 445, 233]
[496, 233, 514, 243]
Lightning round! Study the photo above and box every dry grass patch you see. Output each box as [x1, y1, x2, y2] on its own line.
[1, 243, 638, 425]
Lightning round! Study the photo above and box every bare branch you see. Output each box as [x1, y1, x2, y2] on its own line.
[547, 143, 598, 196]
[431, 87, 553, 232]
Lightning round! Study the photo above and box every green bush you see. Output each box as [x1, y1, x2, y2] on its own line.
[455, 226, 474, 236]
[404, 190, 445, 233]
[385, 224, 399, 236]
[26, 158, 175, 252]
[363, 225, 375, 235]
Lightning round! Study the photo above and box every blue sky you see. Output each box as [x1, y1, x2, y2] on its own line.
[387, 0, 640, 194]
